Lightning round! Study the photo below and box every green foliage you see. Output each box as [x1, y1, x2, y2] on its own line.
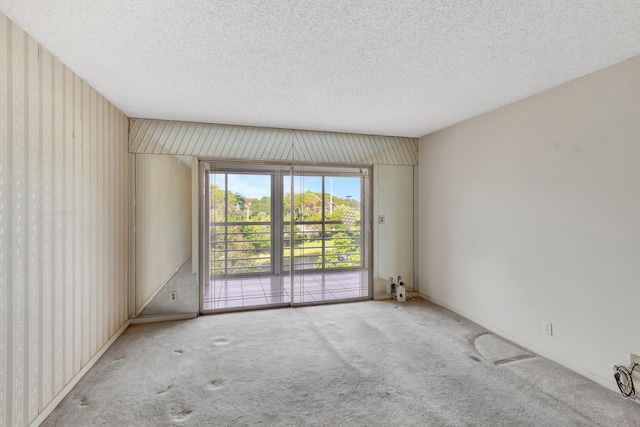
[210, 182, 362, 274]
[251, 196, 271, 219]
[314, 229, 361, 269]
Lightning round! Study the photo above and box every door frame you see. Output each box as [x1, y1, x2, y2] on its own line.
[199, 159, 372, 314]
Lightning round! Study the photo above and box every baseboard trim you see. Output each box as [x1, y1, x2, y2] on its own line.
[420, 292, 620, 395]
[131, 312, 198, 324]
[30, 320, 131, 427]
[374, 291, 420, 301]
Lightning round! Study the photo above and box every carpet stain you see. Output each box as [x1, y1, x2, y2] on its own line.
[349, 354, 367, 370]
[208, 379, 224, 390]
[170, 408, 193, 422]
[174, 349, 184, 354]
[79, 396, 89, 407]
[157, 385, 173, 394]
[213, 338, 230, 346]
[325, 322, 344, 330]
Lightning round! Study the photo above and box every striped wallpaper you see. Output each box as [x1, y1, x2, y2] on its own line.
[0, 13, 130, 426]
[0, 9, 420, 426]
[135, 154, 192, 315]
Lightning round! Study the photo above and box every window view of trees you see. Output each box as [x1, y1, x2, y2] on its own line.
[210, 173, 362, 276]
[210, 174, 273, 275]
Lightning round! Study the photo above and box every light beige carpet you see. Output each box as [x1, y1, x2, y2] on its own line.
[474, 333, 534, 365]
[43, 299, 640, 426]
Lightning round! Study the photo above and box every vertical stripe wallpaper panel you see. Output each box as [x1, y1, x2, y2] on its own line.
[134, 154, 192, 314]
[0, 13, 130, 426]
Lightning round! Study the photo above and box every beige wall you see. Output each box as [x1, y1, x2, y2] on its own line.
[373, 164, 415, 295]
[418, 55, 640, 389]
[135, 155, 192, 314]
[0, 13, 130, 426]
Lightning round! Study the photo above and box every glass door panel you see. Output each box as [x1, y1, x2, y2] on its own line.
[283, 174, 323, 272]
[324, 176, 362, 269]
[210, 173, 273, 275]
[288, 168, 370, 305]
[204, 168, 288, 312]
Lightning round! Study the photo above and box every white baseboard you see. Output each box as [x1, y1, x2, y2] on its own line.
[131, 312, 197, 324]
[30, 320, 131, 427]
[374, 291, 420, 301]
[420, 292, 620, 395]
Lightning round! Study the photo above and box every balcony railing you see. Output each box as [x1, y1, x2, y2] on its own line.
[210, 220, 362, 276]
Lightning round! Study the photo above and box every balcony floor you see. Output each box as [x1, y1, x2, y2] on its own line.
[202, 270, 369, 311]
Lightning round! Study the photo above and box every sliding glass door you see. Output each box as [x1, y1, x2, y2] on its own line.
[286, 166, 369, 304]
[283, 174, 363, 271]
[202, 162, 370, 313]
[209, 173, 274, 275]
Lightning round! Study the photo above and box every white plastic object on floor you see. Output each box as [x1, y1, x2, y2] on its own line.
[396, 284, 406, 302]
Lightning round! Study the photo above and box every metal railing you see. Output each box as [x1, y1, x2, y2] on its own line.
[283, 221, 362, 271]
[210, 222, 272, 275]
[210, 220, 363, 276]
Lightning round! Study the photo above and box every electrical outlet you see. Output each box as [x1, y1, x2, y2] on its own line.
[543, 322, 553, 336]
[170, 291, 177, 301]
[378, 215, 385, 224]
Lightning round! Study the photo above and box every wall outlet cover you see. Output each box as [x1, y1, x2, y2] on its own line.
[543, 322, 553, 336]
[170, 291, 177, 301]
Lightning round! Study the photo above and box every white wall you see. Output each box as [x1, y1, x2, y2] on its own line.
[0, 13, 130, 426]
[373, 164, 414, 296]
[135, 155, 192, 314]
[418, 55, 640, 389]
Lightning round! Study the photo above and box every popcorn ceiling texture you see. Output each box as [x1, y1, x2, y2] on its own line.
[1, 1, 639, 137]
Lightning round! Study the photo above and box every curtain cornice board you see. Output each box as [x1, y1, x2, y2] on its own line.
[129, 118, 418, 166]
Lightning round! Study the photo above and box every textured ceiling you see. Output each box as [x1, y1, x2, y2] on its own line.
[1, 1, 639, 138]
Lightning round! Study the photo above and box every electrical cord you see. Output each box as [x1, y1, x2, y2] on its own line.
[613, 363, 638, 399]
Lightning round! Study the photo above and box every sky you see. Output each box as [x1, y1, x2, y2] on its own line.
[213, 173, 361, 201]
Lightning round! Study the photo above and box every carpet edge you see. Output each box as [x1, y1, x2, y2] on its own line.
[419, 292, 619, 394]
[30, 320, 132, 427]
